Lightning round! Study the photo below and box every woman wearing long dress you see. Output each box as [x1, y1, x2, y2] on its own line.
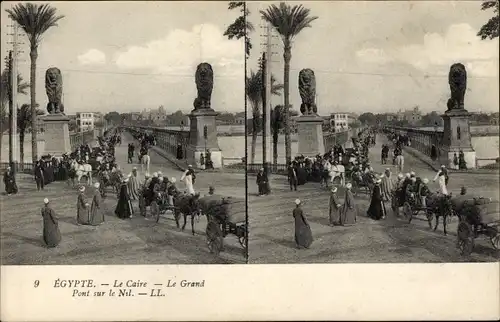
[328, 187, 341, 226]
[340, 183, 357, 225]
[76, 186, 91, 225]
[115, 178, 133, 219]
[180, 165, 196, 195]
[367, 178, 385, 220]
[293, 199, 313, 249]
[127, 168, 141, 200]
[433, 165, 448, 195]
[41, 198, 61, 248]
[89, 182, 104, 225]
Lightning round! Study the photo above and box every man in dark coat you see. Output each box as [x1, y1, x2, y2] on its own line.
[256, 168, 268, 196]
[3, 166, 18, 195]
[34, 161, 45, 191]
[288, 161, 298, 191]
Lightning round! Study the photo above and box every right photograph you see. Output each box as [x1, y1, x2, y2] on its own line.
[246, 1, 500, 263]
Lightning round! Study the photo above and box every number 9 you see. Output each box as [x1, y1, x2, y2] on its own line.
[34, 280, 39, 288]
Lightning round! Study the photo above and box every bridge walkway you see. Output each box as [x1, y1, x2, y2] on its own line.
[247, 134, 499, 263]
[0, 132, 246, 265]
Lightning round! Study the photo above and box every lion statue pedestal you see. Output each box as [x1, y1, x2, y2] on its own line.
[186, 108, 222, 169]
[439, 63, 476, 169]
[296, 115, 325, 157]
[40, 114, 71, 157]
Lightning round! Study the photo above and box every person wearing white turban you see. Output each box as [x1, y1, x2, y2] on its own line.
[293, 199, 313, 249]
[41, 198, 61, 248]
[433, 165, 449, 195]
[329, 187, 341, 226]
[181, 165, 196, 195]
[340, 182, 357, 225]
[89, 181, 104, 225]
[76, 186, 91, 225]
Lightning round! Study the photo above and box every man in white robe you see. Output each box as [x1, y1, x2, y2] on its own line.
[433, 165, 448, 195]
[180, 165, 196, 195]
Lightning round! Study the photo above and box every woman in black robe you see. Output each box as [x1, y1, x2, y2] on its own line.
[115, 178, 133, 219]
[3, 166, 18, 195]
[367, 178, 385, 220]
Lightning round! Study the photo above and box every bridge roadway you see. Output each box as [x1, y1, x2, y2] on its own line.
[0, 132, 246, 265]
[248, 135, 499, 263]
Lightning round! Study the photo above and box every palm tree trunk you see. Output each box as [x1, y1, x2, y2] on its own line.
[30, 49, 38, 164]
[283, 44, 292, 165]
[273, 124, 278, 167]
[251, 132, 257, 164]
[19, 129, 24, 165]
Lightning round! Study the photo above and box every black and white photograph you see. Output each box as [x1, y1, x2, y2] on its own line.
[0, 1, 247, 265]
[246, 1, 500, 263]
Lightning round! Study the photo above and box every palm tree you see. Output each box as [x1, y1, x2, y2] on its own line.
[261, 3, 318, 164]
[246, 69, 283, 164]
[17, 103, 43, 163]
[6, 3, 65, 164]
[0, 68, 29, 163]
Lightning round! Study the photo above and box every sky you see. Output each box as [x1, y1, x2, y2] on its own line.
[0, 1, 244, 115]
[247, 1, 499, 114]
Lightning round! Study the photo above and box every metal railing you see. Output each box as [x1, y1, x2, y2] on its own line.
[69, 130, 96, 150]
[123, 125, 190, 161]
[0, 162, 34, 173]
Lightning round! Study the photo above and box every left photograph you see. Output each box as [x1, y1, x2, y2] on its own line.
[0, 1, 247, 264]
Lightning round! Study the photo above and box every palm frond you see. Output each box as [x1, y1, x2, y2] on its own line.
[6, 3, 65, 47]
[260, 3, 318, 44]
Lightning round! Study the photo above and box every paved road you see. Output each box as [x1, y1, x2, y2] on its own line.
[0, 132, 246, 265]
[248, 134, 499, 263]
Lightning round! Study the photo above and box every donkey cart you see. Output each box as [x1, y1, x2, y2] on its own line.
[199, 195, 247, 256]
[456, 198, 500, 257]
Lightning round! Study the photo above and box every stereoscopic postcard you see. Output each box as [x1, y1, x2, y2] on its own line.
[1, 0, 498, 321]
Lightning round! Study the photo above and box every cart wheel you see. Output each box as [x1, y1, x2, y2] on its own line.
[206, 221, 223, 255]
[403, 202, 413, 223]
[457, 221, 474, 256]
[238, 226, 247, 248]
[139, 196, 146, 217]
[491, 235, 500, 250]
[151, 201, 160, 223]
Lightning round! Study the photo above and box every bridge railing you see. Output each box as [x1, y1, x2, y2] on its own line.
[69, 130, 96, 151]
[123, 125, 190, 161]
[323, 129, 350, 149]
[382, 125, 445, 159]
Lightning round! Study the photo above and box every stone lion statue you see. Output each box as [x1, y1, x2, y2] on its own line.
[448, 63, 467, 111]
[45, 67, 64, 114]
[298, 68, 317, 115]
[193, 63, 214, 110]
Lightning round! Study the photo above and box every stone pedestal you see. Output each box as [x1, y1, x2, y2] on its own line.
[296, 115, 325, 157]
[186, 108, 222, 169]
[440, 109, 476, 169]
[40, 114, 71, 157]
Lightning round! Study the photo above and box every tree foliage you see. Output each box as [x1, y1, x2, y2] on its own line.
[478, 0, 499, 40]
[224, 2, 254, 57]
[358, 112, 377, 125]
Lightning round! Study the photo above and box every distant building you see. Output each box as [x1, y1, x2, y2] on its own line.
[403, 106, 422, 125]
[131, 112, 141, 121]
[76, 112, 95, 132]
[329, 113, 354, 131]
